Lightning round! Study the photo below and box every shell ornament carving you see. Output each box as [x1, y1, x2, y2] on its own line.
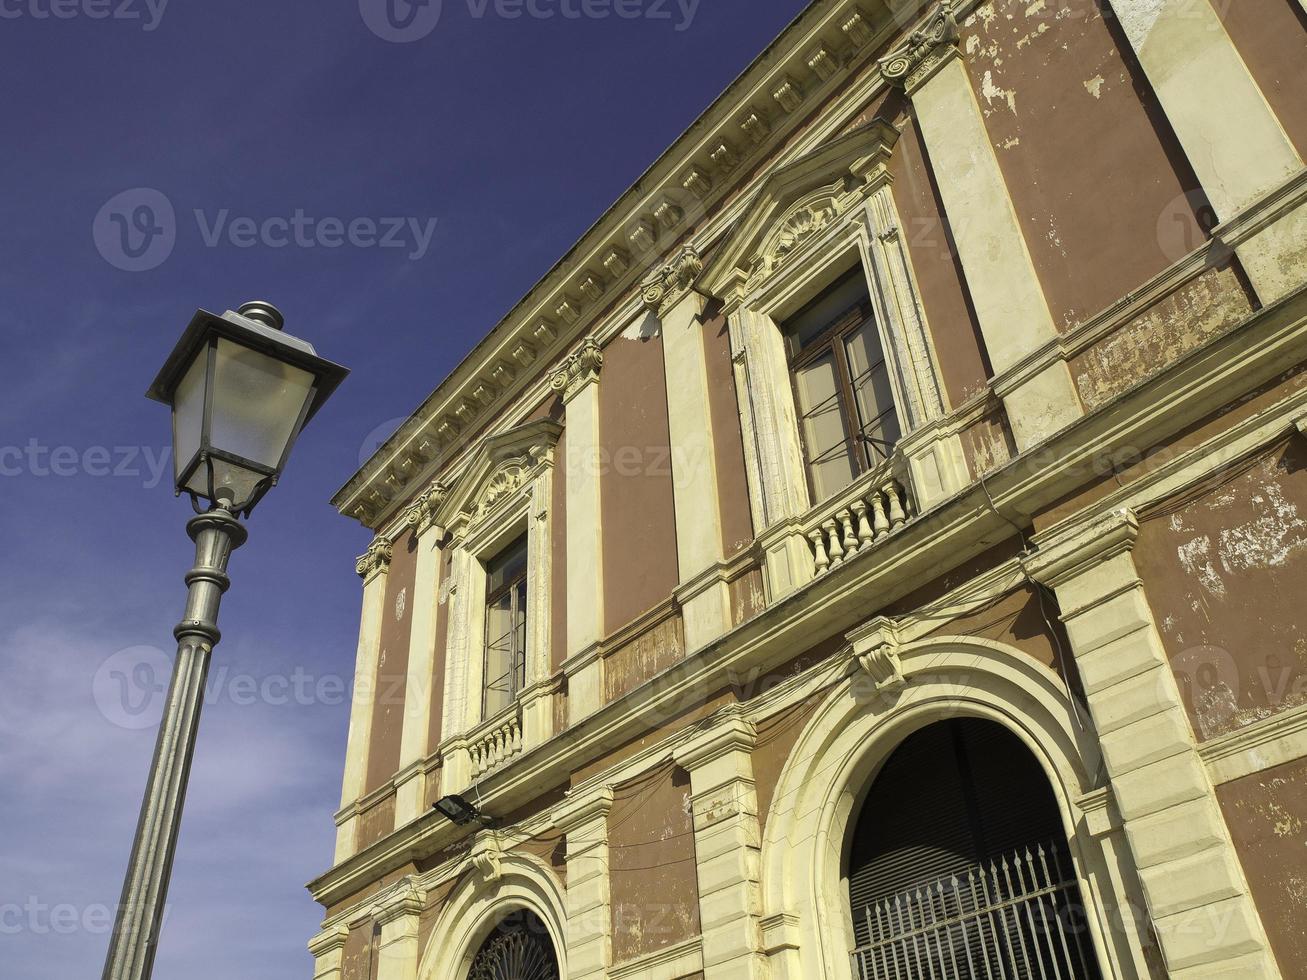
[467, 919, 559, 980]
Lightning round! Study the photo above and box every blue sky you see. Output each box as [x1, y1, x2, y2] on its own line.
[0, 0, 811, 976]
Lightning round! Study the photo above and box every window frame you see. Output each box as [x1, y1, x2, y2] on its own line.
[783, 272, 901, 501]
[480, 534, 529, 718]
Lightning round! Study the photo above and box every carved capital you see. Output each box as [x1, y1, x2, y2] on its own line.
[547, 337, 604, 402]
[373, 879, 425, 927]
[404, 482, 449, 535]
[355, 537, 393, 580]
[1023, 508, 1140, 589]
[550, 785, 614, 833]
[879, 1, 960, 93]
[307, 924, 350, 959]
[848, 616, 905, 692]
[641, 245, 705, 318]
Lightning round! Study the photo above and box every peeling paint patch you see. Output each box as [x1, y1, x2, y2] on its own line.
[981, 70, 1017, 113]
[1218, 483, 1307, 573]
[1178, 535, 1226, 597]
[1112, 0, 1167, 48]
[1084, 75, 1105, 99]
[1000, 136, 1020, 150]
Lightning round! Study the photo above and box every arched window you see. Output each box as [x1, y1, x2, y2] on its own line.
[466, 909, 559, 980]
[847, 718, 1102, 979]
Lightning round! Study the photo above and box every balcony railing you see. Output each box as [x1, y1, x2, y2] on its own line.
[468, 704, 524, 779]
[803, 459, 914, 577]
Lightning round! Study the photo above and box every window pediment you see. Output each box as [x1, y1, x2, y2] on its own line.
[699, 120, 900, 302]
[439, 418, 563, 533]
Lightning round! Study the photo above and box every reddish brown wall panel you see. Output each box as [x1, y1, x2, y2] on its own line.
[1215, 0, 1307, 158]
[365, 529, 418, 793]
[959, 0, 1208, 330]
[599, 333, 680, 634]
[889, 112, 992, 407]
[1217, 756, 1307, 978]
[1135, 439, 1307, 740]
[702, 305, 755, 555]
[609, 762, 700, 962]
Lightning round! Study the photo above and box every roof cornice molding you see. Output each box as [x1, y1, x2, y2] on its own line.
[335, 0, 945, 529]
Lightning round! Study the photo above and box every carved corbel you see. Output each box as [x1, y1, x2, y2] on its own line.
[404, 482, 449, 536]
[640, 245, 705, 319]
[547, 336, 604, 402]
[467, 829, 503, 884]
[848, 615, 906, 692]
[355, 537, 393, 580]
[878, 1, 960, 93]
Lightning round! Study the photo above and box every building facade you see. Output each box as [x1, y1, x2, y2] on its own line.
[309, 1, 1307, 977]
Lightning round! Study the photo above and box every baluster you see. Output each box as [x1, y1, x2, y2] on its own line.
[824, 519, 845, 565]
[808, 528, 830, 574]
[884, 479, 907, 527]
[871, 492, 890, 540]
[852, 498, 874, 546]
[840, 508, 859, 556]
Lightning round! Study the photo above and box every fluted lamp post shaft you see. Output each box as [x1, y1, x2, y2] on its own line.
[101, 509, 247, 980]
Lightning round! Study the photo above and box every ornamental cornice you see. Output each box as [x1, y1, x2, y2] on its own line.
[549, 785, 614, 833]
[372, 879, 425, 926]
[330, 0, 902, 530]
[307, 924, 350, 958]
[640, 245, 705, 318]
[547, 337, 604, 402]
[355, 537, 393, 580]
[878, 1, 961, 93]
[672, 708, 757, 772]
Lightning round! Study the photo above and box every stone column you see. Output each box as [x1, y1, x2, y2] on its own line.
[1025, 509, 1280, 978]
[308, 925, 349, 980]
[1105, 0, 1306, 303]
[879, 3, 1082, 451]
[373, 880, 426, 980]
[643, 247, 734, 651]
[395, 486, 447, 827]
[550, 338, 607, 724]
[551, 787, 615, 980]
[673, 711, 768, 980]
[336, 536, 391, 863]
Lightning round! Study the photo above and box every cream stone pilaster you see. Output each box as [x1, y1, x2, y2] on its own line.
[551, 338, 607, 724]
[308, 925, 349, 980]
[336, 537, 392, 863]
[394, 486, 447, 827]
[855, 149, 967, 510]
[1025, 510, 1280, 978]
[880, 3, 1082, 451]
[1106, 0, 1307, 303]
[643, 247, 734, 651]
[437, 538, 476, 791]
[373, 880, 426, 980]
[673, 711, 768, 980]
[550, 786, 615, 980]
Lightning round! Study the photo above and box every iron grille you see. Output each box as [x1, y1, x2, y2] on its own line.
[851, 842, 1099, 980]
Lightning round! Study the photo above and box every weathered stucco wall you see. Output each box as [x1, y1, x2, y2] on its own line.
[1217, 754, 1307, 978]
[1135, 438, 1307, 740]
[609, 761, 700, 963]
[366, 529, 418, 794]
[958, 0, 1209, 330]
[603, 610, 685, 704]
[599, 332, 680, 635]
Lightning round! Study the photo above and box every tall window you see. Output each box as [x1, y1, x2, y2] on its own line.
[482, 534, 528, 718]
[783, 267, 900, 502]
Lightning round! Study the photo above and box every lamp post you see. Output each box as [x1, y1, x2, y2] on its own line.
[101, 301, 348, 980]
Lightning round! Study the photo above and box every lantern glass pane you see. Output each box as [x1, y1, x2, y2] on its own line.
[171, 346, 209, 484]
[209, 337, 316, 471]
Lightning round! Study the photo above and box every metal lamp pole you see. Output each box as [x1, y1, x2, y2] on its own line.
[101, 508, 247, 980]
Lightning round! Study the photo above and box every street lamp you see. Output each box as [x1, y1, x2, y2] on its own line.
[102, 302, 347, 980]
